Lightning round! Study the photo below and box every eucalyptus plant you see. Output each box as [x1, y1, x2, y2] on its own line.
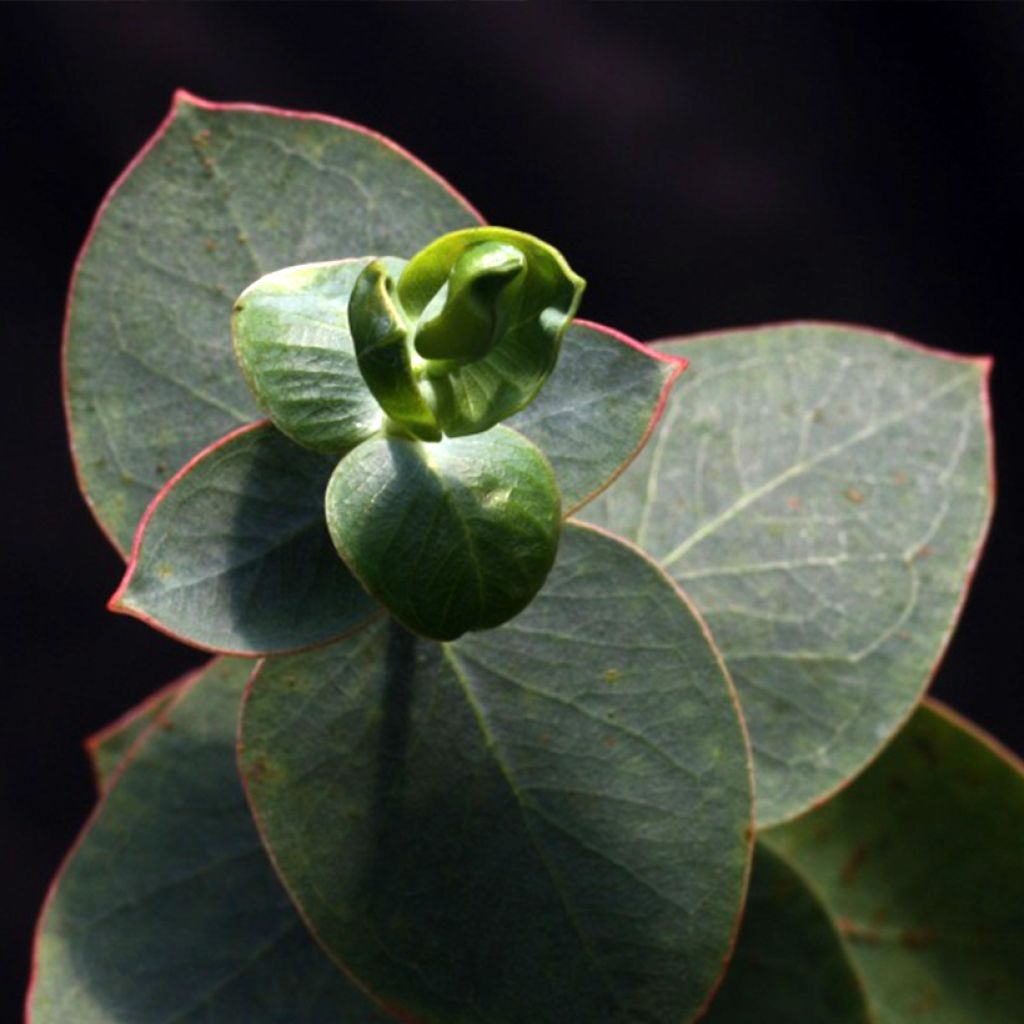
[29, 92, 1021, 1024]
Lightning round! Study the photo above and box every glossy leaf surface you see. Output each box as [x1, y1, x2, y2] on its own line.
[763, 701, 1024, 1023]
[348, 258, 440, 441]
[240, 523, 752, 1024]
[112, 423, 377, 654]
[702, 844, 870, 1024]
[65, 91, 480, 554]
[390, 227, 585, 436]
[232, 259, 399, 454]
[583, 323, 992, 825]
[28, 658, 392, 1024]
[326, 426, 561, 640]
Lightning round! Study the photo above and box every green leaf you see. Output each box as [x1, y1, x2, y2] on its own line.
[347, 258, 441, 441]
[395, 227, 586, 436]
[582, 323, 993, 825]
[28, 658, 393, 1024]
[111, 422, 378, 655]
[508, 321, 685, 514]
[85, 674, 190, 793]
[762, 701, 1024, 1024]
[232, 258, 401, 454]
[66, 91, 481, 554]
[239, 522, 753, 1024]
[702, 844, 871, 1024]
[111, 322, 682, 655]
[326, 426, 562, 641]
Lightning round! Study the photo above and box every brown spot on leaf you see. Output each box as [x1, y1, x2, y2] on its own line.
[244, 755, 274, 786]
[901, 926, 939, 949]
[837, 917, 880, 944]
[786, 496, 801, 511]
[604, 668, 620, 685]
[892, 471, 906, 486]
[843, 487, 865, 504]
[914, 544, 933, 560]
[840, 845, 869, 883]
[204, 238, 217, 253]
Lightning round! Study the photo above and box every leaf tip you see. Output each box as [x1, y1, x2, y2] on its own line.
[106, 574, 135, 616]
[172, 88, 209, 110]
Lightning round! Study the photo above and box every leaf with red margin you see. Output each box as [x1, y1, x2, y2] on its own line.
[508, 320, 686, 515]
[27, 658, 395, 1024]
[239, 521, 753, 1024]
[84, 670, 194, 793]
[762, 700, 1024, 1024]
[109, 422, 379, 656]
[701, 843, 872, 1024]
[111, 325, 684, 655]
[582, 323, 993, 827]
[64, 90, 482, 557]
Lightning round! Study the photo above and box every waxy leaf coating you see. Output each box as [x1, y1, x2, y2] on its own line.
[28, 658, 392, 1024]
[702, 844, 871, 1024]
[763, 701, 1024, 1024]
[109, 324, 682, 655]
[240, 523, 753, 1024]
[583, 323, 993, 826]
[326, 426, 561, 640]
[111, 422, 377, 655]
[507, 321, 686, 514]
[232, 258, 395, 455]
[65, 91, 480, 554]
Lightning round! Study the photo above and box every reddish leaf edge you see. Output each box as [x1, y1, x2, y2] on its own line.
[83, 668, 200, 796]
[109, 320, 684, 659]
[922, 696, 1024, 777]
[62, 88, 485, 561]
[748, 698, 1024, 1024]
[691, 842, 878, 1024]
[107, 419, 387, 658]
[22, 659, 228, 1024]
[237, 518, 754, 1024]
[653, 319, 997, 829]
[562, 320, 688, 518]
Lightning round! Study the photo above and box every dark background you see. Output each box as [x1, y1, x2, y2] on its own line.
[4, 3, 1023, 1018]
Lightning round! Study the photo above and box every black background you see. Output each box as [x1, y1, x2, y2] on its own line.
[4, 4, 1023, 1018]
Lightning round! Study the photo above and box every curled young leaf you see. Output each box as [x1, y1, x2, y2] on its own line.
[325, 426, 561, 640]
[231, 258, 395, 455]
[347, 258, 442, 442]
[350, 227, 585, 438]
[64, 91, 480, 555]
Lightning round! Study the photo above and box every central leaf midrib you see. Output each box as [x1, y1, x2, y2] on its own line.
[660, 369, 972, 569]
[440, 645, 632, 1020]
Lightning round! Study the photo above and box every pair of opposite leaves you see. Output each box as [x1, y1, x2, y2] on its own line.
[233, 226, 585, 641]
